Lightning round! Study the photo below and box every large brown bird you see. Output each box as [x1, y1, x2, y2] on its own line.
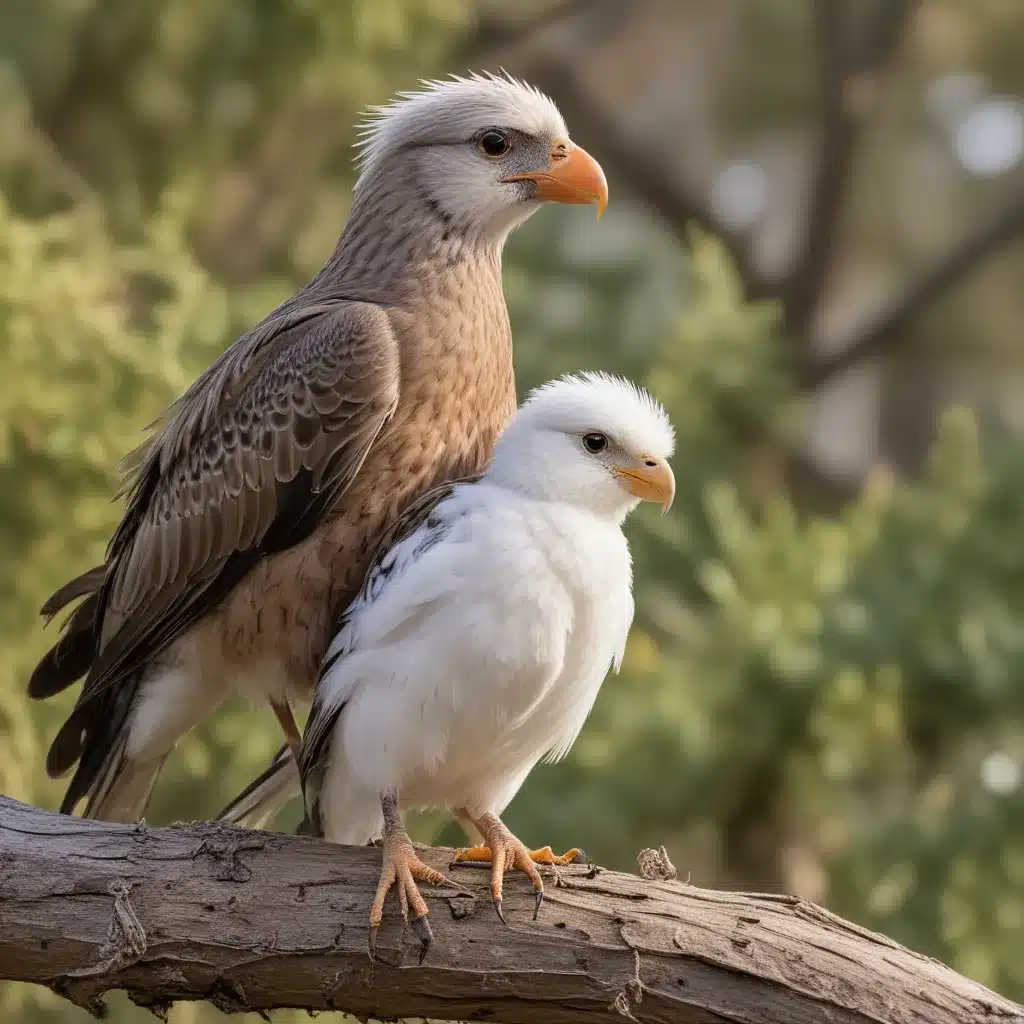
[30, 73, 607, 822]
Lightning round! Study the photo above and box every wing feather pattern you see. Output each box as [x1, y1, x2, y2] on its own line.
[45, 301, 402, 811]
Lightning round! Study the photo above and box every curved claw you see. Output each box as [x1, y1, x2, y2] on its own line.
[411, 914, 433, 964]
[494, 896, 507, 925]
[533, 889, 544, 920]
[368, 924, 380, 962]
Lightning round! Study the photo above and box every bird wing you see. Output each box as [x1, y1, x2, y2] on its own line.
[299, 478, 473, 834]
[48, 300, 401, 779]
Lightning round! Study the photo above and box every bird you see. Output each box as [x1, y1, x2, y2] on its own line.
[287, 372, 675, 961]
[27, 73, 608, 823]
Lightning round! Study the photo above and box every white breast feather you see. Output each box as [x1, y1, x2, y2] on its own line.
[315, 481, 634, 838]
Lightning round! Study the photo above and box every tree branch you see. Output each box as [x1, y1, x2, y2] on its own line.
[527, 61, 772, 299]
[453, 1, 772, 300]
[802, 196, 1024, 389]
[449, 0, 601, 70]
[0, 798, 1019, 1023]
[785, 0, 916, 338]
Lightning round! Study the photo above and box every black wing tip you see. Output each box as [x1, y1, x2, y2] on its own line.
[46, 712, 85, 780]
[27, 630, 97, 700]
[58, 788, 81, 816]
[49, 675, 140, 815]
[39, 566, 106, 619]
[28, 659, 67, 701]
[28, 651, 81, 700]
[30, 578, 103, 700]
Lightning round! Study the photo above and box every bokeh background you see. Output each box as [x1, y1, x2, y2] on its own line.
[2, 0, 1024, 1020]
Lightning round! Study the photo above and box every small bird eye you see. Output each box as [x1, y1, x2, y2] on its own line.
[477, 131, 510, 157]
[582, 433, 607, 454]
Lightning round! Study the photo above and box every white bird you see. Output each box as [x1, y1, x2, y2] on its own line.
[291, 373, 673, 958]
[306, 371, 675, 957]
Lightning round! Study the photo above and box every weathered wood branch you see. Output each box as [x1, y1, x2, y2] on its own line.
[0, 799, 1020, 1023]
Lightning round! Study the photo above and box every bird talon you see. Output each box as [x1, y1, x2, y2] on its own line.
[367, 924, 380, 962]
[533, 889, 544, 920]
[411, 914, 433, 964]
[369, 802, 445, 963]
[493, 897, 507, 925]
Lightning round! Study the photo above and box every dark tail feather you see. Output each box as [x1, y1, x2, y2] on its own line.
[81, 746, 167, 823]
[29, 565, 106, 700]
[216, 745, 302, 830]
[40, 565, 106, 619]
[47, 706, 89, 779]
[54, 668, 146, 821]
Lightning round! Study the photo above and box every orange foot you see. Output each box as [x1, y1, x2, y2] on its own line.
[369, 816, 448, 963]
[453, 811, 586, 922]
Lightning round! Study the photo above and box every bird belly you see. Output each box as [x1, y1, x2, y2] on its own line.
[316, 509, 630, 826]
[194, 508, 386, 709]
[334, 609, 572, 817]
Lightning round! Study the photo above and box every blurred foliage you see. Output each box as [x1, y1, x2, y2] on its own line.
[1, 1, 1023, 1021]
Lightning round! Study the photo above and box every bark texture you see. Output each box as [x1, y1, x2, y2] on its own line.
[0, 797, 1019, 1023]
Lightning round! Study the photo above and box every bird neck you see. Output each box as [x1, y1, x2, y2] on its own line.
[307, 160, 508, 305]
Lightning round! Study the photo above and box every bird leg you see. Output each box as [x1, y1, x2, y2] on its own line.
[453, 810, 583, 923]
[368, 788, 449, 964]
[269, 697, 302, 768]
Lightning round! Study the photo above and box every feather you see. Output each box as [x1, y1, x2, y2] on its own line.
[30, 69, 593, 825]
[292, 377, 668, 844]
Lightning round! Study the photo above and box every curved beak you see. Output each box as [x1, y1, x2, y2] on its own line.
[613, 456, 675, 513]
[503, 143, 608, 217]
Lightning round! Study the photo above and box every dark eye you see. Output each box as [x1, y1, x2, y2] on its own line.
[583, 433, 607, 454]
[477, 130, 510, 157]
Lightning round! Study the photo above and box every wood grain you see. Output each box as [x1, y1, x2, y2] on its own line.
[0, 797, 1019, 1023]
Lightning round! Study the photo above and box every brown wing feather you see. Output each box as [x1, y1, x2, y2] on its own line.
[48, 301, 401, 783]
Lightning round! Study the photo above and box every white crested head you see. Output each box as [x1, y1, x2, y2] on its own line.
[357, 72, 567, 174]
[487, 373, 676, 521]
[352, 72, 607, 238]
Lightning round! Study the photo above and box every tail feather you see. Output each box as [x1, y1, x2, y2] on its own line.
[83, 748, 167, 824]
[29, 565, 106, 700]
[56, 668, 143, 817]
[41, 565, 106, 619]
[58, 680, 166, 824]
[216, 746, 302, 830]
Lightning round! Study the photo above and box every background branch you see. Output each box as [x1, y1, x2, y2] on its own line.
[456, 1, 772, 299]
[802, 197, 1024, 389]
[0, 798, 1020, 1023]
[784, 0, 917, 338]
[449, 0, 600, 69]
[525, 61, 772, 300]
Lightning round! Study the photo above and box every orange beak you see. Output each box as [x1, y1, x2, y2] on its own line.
[503, 142, 608, 216]
[613, 457, 675, 513]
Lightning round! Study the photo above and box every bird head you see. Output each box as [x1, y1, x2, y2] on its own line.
[355, 72, 608, 239]
[489, 372, 676, 522]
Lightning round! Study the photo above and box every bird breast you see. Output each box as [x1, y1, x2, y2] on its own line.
[332, 499, 634, 816]
[198, 253, 516, 706]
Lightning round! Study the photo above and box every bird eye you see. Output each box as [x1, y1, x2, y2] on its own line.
[477, 131, 510, 157]
[582, 433, 607, 454]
